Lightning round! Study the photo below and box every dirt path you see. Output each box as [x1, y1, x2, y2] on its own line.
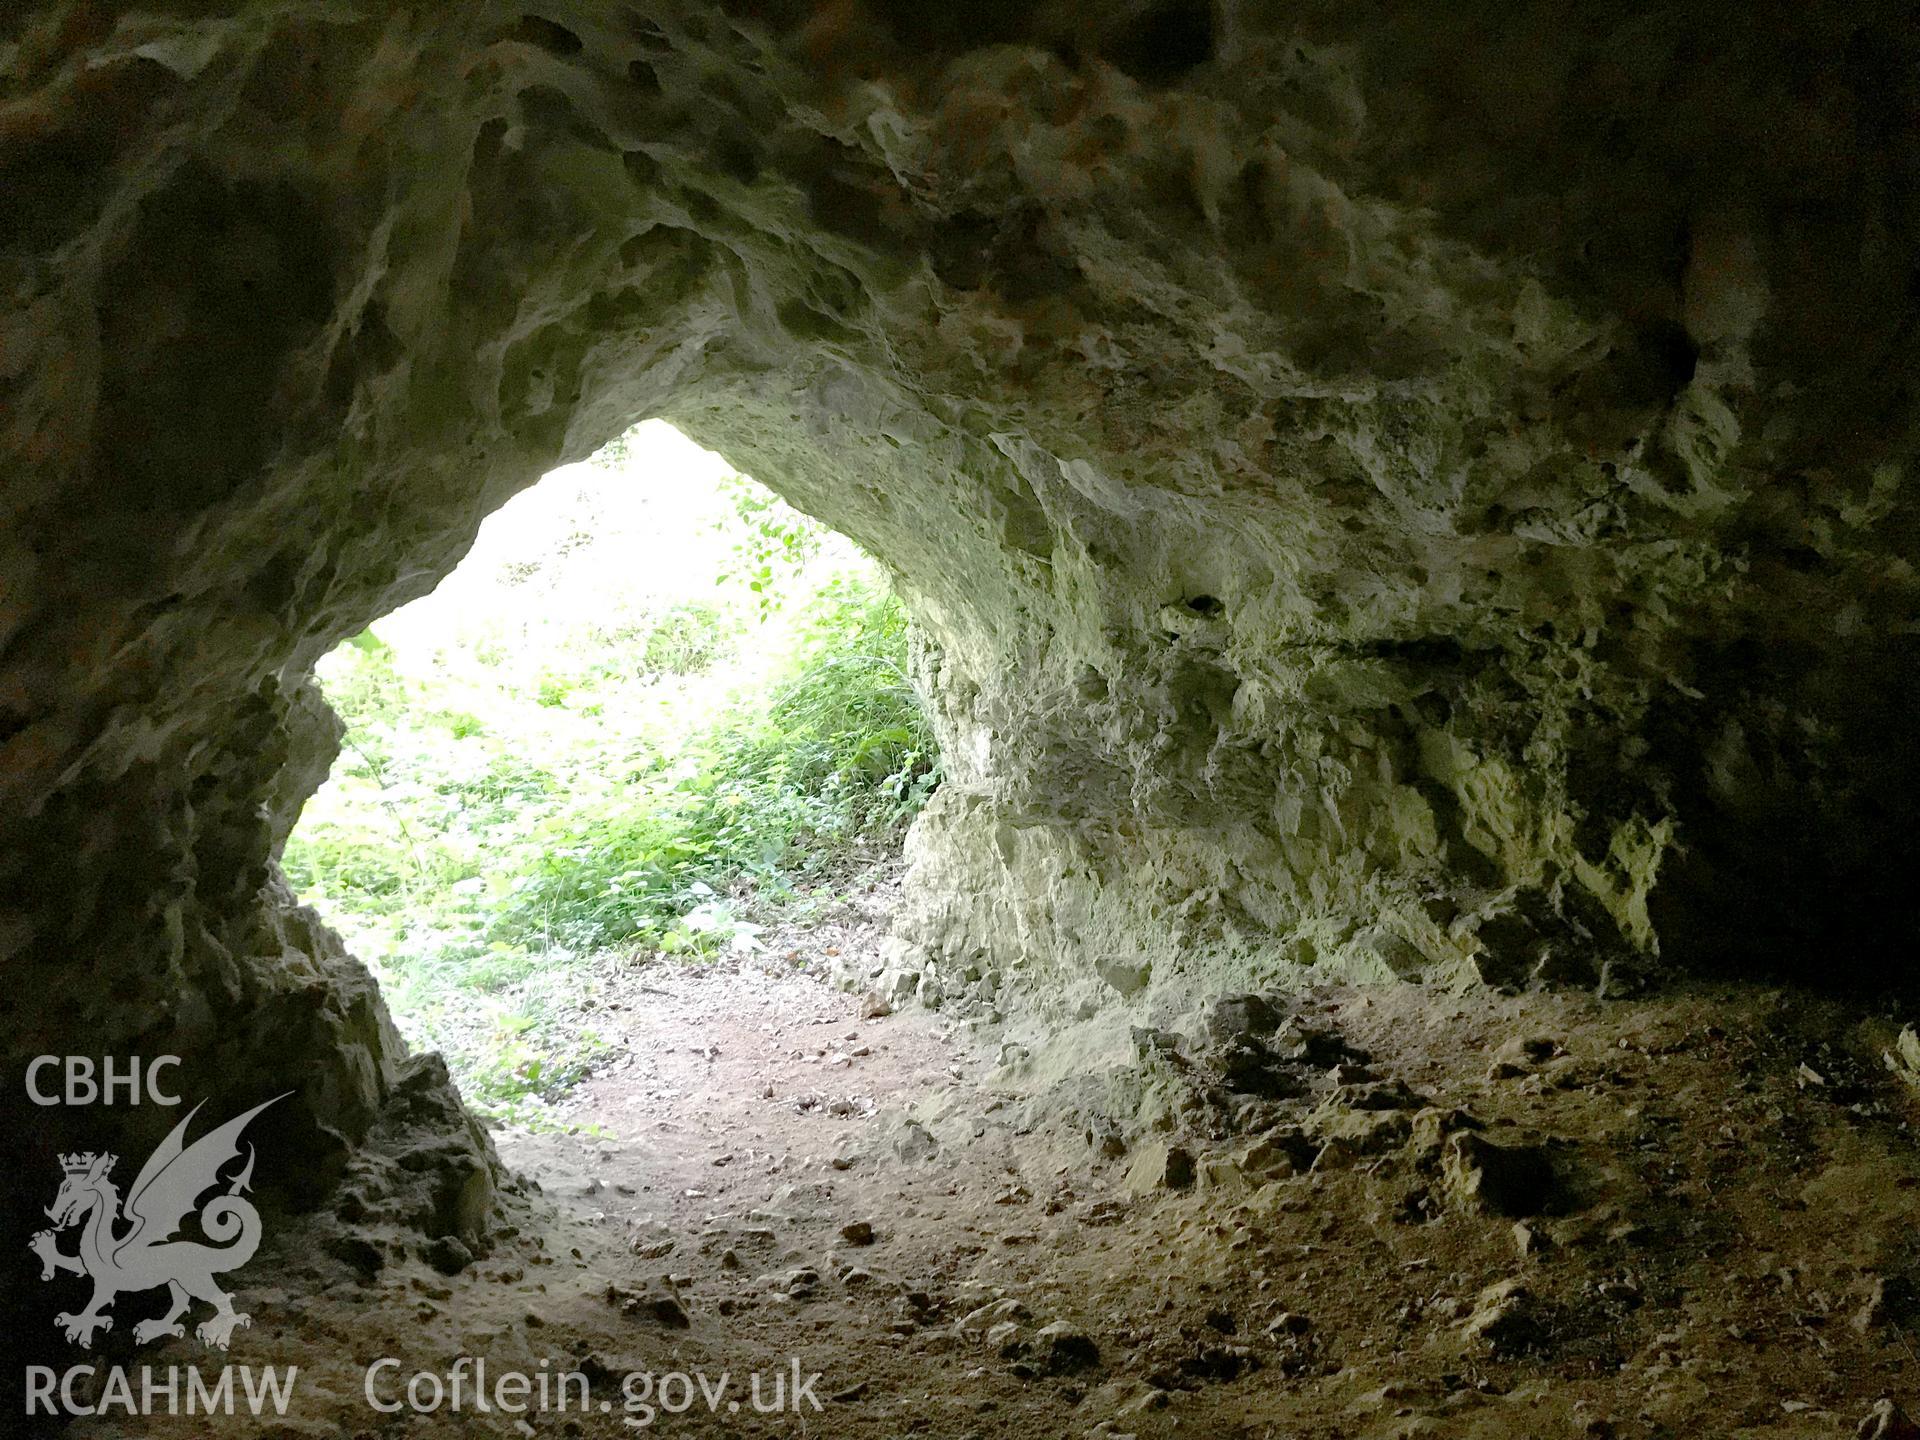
[490, 923, 1920, 1440]
[70, 903, 1920, 1439]
[496, 940, 1117, 1437]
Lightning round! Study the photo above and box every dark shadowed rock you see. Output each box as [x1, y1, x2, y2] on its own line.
[1163, 1146, 1197, 1190]
[1444, 1135, 1558, 1218]
[423, 1236, 473, 1275]
[1035, 1321, 1101, 1374]
[1204, 994, 1284, 1044]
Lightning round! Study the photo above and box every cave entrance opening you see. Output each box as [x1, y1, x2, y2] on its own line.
[283, 420, 940, 1126]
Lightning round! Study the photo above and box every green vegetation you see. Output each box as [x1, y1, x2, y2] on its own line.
[284, 430, 938, 1125]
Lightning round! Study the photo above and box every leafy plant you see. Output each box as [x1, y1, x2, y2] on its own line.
[642, 600, 731, 675]
[715, 474, 821, 620]
[487, 574, 936, 956]
[285, 462, 939, 1125]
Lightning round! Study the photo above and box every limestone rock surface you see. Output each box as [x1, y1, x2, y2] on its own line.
[2, 1, 1916, 1231]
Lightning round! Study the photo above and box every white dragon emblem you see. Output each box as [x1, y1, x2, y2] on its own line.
[29, 1094, 286, 1350]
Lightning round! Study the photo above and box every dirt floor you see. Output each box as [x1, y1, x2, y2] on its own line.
[59, 887, 1920, 1439]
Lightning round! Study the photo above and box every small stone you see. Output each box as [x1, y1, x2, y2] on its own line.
[1460, 1278, 1539, 1354]
[894, 1121, 938, 1162]
[1265, 1311, 1311, 1336]
[1203, 993, 1283, 1043]
[1885, 1026, 1920, 1093]
[1034, 1320, 1100, 1373]
[860, 992, 893, 1019]
[1215, 1036, 1302, 1097]
[955, 1297, 1029, 1339]
[424, 1236, 473, 1275]
[643, 1293, 691, 1328]
[1495, 1035, 1560, 1065]
[1410, 1106, 1483, 1161]
[779, 1266, 821, 1300]
[609, 1282, 691, 1329]
[840, 1219, 876, 1246]
[1853, 1278, 1893, 1333]
[1443, 1133, 1556, 1217]
[1858, 1400, 1920, 1440]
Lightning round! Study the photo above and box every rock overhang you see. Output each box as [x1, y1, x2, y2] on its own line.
[1, 0, 1916, 1225]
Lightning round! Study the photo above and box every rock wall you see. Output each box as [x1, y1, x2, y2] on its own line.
[3, 0, 1917, 1206]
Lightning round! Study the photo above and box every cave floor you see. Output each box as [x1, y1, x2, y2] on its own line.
[68, 916, 1920, 1439]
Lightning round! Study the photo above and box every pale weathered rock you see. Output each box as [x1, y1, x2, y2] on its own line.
[955, 1296, 1030, 1341]
[1858, 1400, 1920, 1440]
[1410, 1107, 1482, 1164]
[1095, 957, 1153, 997]
[1460, 1278, 1541, 1354]
[1886, 1028, 1920, 1095]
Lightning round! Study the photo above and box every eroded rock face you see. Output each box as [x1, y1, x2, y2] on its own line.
[2, 1, 1916, 1207]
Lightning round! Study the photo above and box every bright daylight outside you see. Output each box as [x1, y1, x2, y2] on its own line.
[284, 422, 940, 1125]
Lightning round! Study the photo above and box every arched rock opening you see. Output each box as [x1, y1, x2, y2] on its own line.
[4, 0, 1917, 1268]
